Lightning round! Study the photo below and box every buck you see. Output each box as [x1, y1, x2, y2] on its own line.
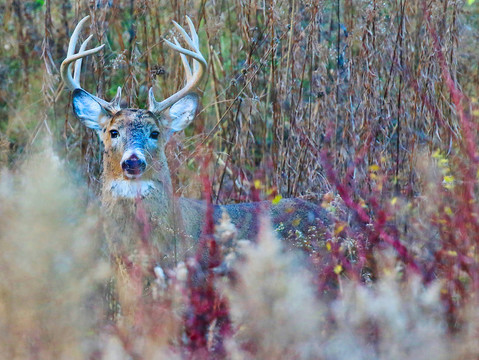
[61, 16, 325, 263]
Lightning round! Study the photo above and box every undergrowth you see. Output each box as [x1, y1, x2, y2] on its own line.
[1, 0, 479, 359]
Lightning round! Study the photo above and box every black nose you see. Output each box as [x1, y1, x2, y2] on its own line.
[121, 154, 146, 175]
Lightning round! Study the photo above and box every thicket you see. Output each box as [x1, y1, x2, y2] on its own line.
[1, 0, 479, 359]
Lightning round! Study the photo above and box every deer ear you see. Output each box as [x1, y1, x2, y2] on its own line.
[72, 89, 112, 131]
[162, 93, 199, 132]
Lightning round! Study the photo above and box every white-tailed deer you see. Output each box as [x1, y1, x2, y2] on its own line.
[62, 16, 326, 263]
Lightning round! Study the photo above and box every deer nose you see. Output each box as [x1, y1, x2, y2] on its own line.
[121, 153, 146, 177]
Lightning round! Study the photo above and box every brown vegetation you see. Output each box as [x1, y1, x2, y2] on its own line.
[1, 0, 479, 359]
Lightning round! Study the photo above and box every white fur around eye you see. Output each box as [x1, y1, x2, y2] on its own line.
[148, 138, 159, 146]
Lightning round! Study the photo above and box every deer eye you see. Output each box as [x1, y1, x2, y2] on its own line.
[150, 131, 160, 140]
[110, 130, 119, 138]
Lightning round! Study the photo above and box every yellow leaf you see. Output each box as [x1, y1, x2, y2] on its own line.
[432, 149, 442, 159]
[334, 264, 343, 275]
[254, 179, 261, 189]
[377, 182, 383, 192]
[443, 175, 454, 184]
[326, 242, 332, 251]
[444, 206, 453, 216]
[391, 197, 398, 206]
[443, 175, 454, 189]
[369, 164, 380, 172]
[334, 222, 346, 235]
[439, 158, 448, 166]
[447, 250, 457, 256]
[272, 194, 282, 205]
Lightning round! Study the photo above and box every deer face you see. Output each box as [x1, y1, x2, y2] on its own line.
[62, 15, 205, 197]
[72, 88, 199, 182]
[103, 109, 159, 180]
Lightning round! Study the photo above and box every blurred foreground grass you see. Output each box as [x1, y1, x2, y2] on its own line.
[1, 0, 479, 359]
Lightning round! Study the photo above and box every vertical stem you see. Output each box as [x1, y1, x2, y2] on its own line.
[334, 0, 341, 159]
[12, 0, 28, 91]
[143, 1, 152, 89]
[282, 0, 295, 176]
[202, 9, 222, 132]
[42, 0, 56, 135]
[61, 0, 69, 48]
[396, 0, 405, 195]
[264, 0, 277, 179]
[127, 0, 137, 106]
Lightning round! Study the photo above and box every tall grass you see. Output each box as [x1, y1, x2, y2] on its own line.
[1, 0, 479, 358]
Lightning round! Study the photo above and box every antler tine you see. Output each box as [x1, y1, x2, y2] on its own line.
[185, 16, 200, 50]
[162, 38, 206, 66]
[149, 16, 207, 114]
[173, 37, 193, 80]
[67, 16, 89, 57]
[74, 34, 93, 85]
[185, 16, 200, 73]
[172, 20, 196, 51]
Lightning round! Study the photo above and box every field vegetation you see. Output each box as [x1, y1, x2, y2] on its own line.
[1, 0, 479, 358]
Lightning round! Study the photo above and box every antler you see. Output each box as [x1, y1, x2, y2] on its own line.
[60, 15, 121, 113]
[148, 16, 207, 114]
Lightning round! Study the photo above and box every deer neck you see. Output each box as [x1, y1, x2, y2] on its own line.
[99, 154, 189, 259]
[101, 154, 176, 222]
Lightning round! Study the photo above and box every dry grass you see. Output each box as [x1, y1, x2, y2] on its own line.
[0, 143, 108, 359]
[1, 0, 479, 359]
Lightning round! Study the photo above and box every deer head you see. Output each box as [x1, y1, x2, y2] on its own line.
[61, 16, 206, 191]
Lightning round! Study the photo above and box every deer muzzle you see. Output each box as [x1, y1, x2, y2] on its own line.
[121, 151, 146, 178]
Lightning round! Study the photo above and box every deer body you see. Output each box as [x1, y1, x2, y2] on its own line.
[62, 16, 324, 262]
[96, 109, 321, 260]
[102, 178, 322, 262]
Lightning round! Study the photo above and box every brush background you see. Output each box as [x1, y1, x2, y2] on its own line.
[1, 0, 479, 359]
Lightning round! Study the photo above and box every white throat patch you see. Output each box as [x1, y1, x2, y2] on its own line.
[107, 180, 156, 198]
